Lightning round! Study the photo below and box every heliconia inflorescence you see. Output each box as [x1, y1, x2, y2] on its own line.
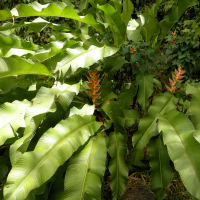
[166, 66, 185, 93]
[87, 69, 100, 106]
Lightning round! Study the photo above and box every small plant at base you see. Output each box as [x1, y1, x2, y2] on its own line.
[166, 66, 185, 93]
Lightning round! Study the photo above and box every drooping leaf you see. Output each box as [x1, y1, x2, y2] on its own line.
[108, 132, 128, 200]
[0, 100, 30, 146]
[97, 4, 126, 46]
[44, 41, 119, 77]
[102, 101, 125, 134]
[157, 110, 200, 199]
[63, 133, 107, 200]
[130, 92, 177, 165]
[123, 109, 141, 128]
[0, 57, 52, 78]
[0, 2, 104, 33]
[10, 82, 81, 165]
[136, 71, 153, 110]
[4, 115, 102, 200]
[148, 135, 173, 200]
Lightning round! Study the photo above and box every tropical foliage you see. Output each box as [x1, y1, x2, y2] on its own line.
[0, 0, 200, 200]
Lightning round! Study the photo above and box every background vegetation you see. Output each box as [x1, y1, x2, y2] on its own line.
[0, 0, 200, 199]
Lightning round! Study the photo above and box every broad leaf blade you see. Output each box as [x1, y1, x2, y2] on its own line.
[148, 135, 173, 200]
[10, 82, 81, 165]
[4, 115, 102, 200]
[121, 0, 134, 27]
[158, 110, 200, 199]
[102, 101, 125, 134]
[0, 2, 104, 33]
[108, 132, 128, 200]
[0, 57, 52, 78]
[45, 42, 119, 77]
[123, 109, 141, 128]
[136, 71, 153, 110]
[97, 4, 126, 46]
[0, 100, 30, 146]
[131, 92, 177, 165]
[63, 133, 107, 200]
[186, 83, 200, 142]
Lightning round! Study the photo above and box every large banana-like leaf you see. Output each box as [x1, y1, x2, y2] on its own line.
[136, 71, 153, 111]
[45, 41, 118, 76]
[102, 101, 125, 134]
[157, 110, 200, 199]
[186, 83, 200, 143]
[97, 4, 126, 46]
[131, 92, 177, 165]
[0, 57, 52, 78]
[108, 132, 128, 199]
[63, 133, 107, 200]
[148, 135, 173, 200]
[0, 2, 104, 33]
[158, 0, 198, 44]
[0, 100, 30, 146]
[10, 82, 81, 165]
[4, 115, 102, 200]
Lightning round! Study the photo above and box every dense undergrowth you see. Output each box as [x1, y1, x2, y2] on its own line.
[0, 0, 200, 200]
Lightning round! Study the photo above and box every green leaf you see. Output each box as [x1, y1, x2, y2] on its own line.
[63, 133, 107, 200]
[136, 71, 153, 110]
[103, 55, 128, 73]
[117, 84, 137, 109]
[0, 57, 52, 78]
[158, 110, 200, 199]
[4, 115, 102, 200]
[45, 41, 119, 76]
[130, 92, 177, 165]
[121, 0, 134, 27]
[139, 13, 160, 42]
[127, 19, 142, 42]
[0, 2, 104, 33]
[10, 83, 81, 165]
[102, 101, 125, 134]
[0, 164, 8, 180]
[123, 109, 141, 128]
[97, 4, 126, 46]
[153, 78, 162, 90]
[108, 132, 128, 200]
[0, 100, 30, 146]
[186, 83, 200, 143]
[69, 104, 95, 117]
[148, 135, 173, 200]
[158, 0, 198, 44]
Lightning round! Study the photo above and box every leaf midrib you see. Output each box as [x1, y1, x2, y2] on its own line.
[9, 119, 96, 199]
